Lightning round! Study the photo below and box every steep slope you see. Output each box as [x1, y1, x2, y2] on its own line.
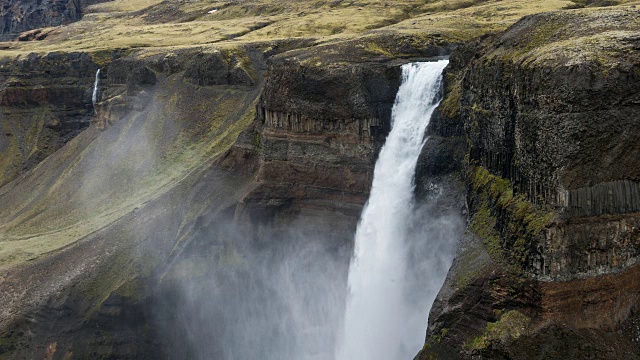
[418, 7, 640, 359]
[0, 46, 265, 357]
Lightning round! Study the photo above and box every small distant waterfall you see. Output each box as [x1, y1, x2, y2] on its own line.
[92, 69, 101, 111]
[336, 60, 449, 360]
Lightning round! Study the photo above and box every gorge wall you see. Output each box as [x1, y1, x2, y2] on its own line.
[0, 52, 102, 187]
[0, 45, 264, 359]
[418, 8, 640, 360]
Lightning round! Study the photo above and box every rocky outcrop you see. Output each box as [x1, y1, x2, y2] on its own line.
[0, 0, 107, 41]
[419, 7, 640, 359]
[237, 54, 406, 237]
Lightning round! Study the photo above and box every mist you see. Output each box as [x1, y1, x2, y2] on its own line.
[152, 216, 352, 360]
[149, 61, 464, 360]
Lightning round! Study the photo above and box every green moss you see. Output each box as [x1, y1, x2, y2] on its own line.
[469, 204, 503, 258]
[420, 342, 439, 360]
[253, 132, 262, 153]
[421, 327, 451, 359]
[468, 166, 555, 272]
[440, 76, 462, 118]
[220, 46, 257, 82]
[363, 42, 394, 57]
[464, 310, 531, 351]
[499, 18, 569, 63]
[470, 103, 491, 117]
[90, 48, 136, 67]
[432, 328, 449, 344]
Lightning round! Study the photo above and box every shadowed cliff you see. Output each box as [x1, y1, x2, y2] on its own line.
[418, 7, 640, 359]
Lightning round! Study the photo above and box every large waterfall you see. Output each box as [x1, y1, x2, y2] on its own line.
[337, 60, 450, 360]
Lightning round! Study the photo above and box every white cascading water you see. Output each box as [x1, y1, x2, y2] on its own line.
[337, 60, 449, 360]
[92, 69, 101, 111]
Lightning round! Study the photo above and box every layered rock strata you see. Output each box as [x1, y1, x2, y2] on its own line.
[419, 8, 640, 359]
[0, 52, 98, 187]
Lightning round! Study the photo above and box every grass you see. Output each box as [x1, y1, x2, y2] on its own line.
[381, 0, 574, 41]
[479, 7, 640, 67]
[0, 107, 63, 187]
[0, 0, 581, 59]
[464, 310, 531, 351]
[0, 73, 259, 268]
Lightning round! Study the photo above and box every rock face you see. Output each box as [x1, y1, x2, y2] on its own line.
[0, 52, 99, 187]
[418, 8, 640, 359]
[241, 57, 403, 233]
[0, 0, 106, 41]
[221, 37, 451, 240]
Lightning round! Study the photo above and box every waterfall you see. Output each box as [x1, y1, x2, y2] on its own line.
[337, 60, 449, 360]
[92, 69, 101, 111]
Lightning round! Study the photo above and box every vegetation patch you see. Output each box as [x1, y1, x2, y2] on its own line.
[465, 310, 531, 351]
[363, 42, 394, 57]
[468, 166, 555, 273]
[439, 75, 462, 118]
[484, 8, 640, 69]
[421, 327, 450, 360]
[0, 0, 575, 58]
[90, 48, 137, 67]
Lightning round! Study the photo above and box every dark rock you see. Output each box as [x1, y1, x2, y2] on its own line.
[184, 52, 230, 86]
[420, 8, 640, 359]
[0, 0, 108, 41]
[229, 65, 254, 86]
[0, 51, 98, 186]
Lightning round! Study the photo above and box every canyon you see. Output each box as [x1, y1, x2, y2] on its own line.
[0, 0, 639, 359]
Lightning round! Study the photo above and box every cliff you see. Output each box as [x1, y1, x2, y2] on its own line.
[418, 7, 640, 359]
